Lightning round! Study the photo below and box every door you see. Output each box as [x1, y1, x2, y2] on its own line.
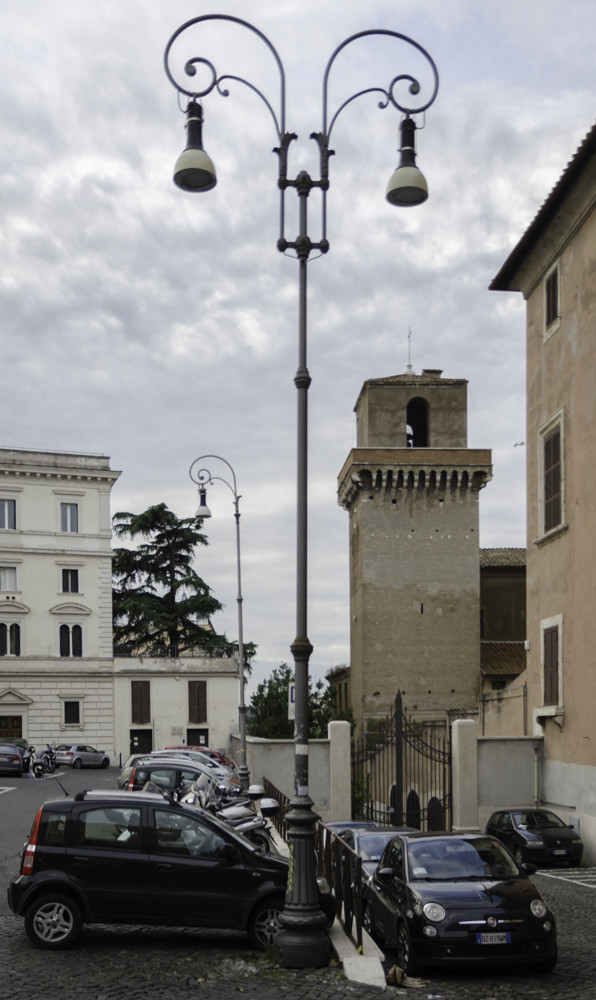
[0, 715, 22, 740]
[130, 729, 152, 754]
[68, 804, 150, 920]
[148, 807, 247, 926]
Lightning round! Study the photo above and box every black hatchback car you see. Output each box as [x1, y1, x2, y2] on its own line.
[485, 808, 583, 867]
[365, 832, 557, 974]
[8, 789, 333, 950]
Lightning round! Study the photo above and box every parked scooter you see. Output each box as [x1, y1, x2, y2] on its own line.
[31, 745, 57, 778]
[181, 777, 280, 853]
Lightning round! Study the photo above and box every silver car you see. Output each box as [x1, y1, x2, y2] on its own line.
[54, 744, 110, 769]
[0, 744, 23, 776]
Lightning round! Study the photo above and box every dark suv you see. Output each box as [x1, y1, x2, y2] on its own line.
[8, 789, 333, 950]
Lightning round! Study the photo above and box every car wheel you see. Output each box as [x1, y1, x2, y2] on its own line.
[362, 903, 375, 938]
[247, 898, 284, 950]
[25, 894, 82, 949]
[72, 758, 83, 769]
[100, 758, 109, 769]
[514, 846, 525, 866]
[395, 919, 420, 976]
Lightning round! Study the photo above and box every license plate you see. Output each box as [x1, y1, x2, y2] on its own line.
[476, 932, 511, 945]
[553, 849, 567, 856]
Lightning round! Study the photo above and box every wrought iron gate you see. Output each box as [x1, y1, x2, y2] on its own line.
[351, 691, 451, 830]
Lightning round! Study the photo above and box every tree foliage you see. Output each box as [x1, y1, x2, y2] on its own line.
[112, 503, 230, 655]
[247, 662, 337, 739]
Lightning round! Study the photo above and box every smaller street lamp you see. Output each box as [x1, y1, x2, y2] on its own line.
[189, 455, 250, 788]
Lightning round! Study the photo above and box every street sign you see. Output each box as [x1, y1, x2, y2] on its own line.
[288, 682, 295, 720]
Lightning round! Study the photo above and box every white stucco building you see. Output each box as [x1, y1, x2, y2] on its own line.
[0, 447, 240, 764]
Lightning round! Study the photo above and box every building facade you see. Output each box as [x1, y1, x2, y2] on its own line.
[491, 121, 596, 855]
[0, 448, 119, 751]
[337, 370, 492, 733]
[0, 447, 240, 763]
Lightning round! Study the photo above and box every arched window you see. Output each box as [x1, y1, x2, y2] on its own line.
[0, 623, 20, 656]
[406, 397, 429, 447]
[60, 624, 82, 657]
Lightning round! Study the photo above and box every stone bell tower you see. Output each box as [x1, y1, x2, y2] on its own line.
[337, 369, 492, 731]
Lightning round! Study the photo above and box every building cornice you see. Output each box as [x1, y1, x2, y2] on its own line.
[338, 448, 492, 509]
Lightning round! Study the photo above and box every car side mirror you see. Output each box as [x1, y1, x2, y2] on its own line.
[521, 862, 537, 875]
[219, 843, 240, 865]
[376, 866, 394, 878]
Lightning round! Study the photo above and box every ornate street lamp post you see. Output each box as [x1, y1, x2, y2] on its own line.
[165, 15, 438, 968]
[189, 455, 250, 790]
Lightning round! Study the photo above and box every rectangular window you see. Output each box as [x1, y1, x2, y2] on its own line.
[543, 626, 559, 706]
[62, 569, 79, 593]
[544, 429, 561, 532]
[60, 503, 78, 533]
[545, 268, 559, 328]
[64, 700, 80, 725]
[131, 680, 151, 724]
[0, 567, 16, 591]
[188, 680, 207, 724]
[0, 499, 16, 530]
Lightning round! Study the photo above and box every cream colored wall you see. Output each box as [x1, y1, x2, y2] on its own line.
[524, 205, 596, 769]
[0, 449, 119, 751]
[113, 656, 239, 762]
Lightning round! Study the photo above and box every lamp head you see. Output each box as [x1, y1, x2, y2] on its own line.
[173, 101, 217, 192]
[195, 487, 212, 519]
[386, 116, 428, 207]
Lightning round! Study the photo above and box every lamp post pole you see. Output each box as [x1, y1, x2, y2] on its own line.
[189, 455, 250, 789]
[165, 16, 438, 968]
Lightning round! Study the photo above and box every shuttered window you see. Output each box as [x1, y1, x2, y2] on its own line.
[131, 680, 151, 724]
[545, 269, 559, 328]
[188, 680, 207, 724]
[543, 626, 559, 706]
[544, 429, 561, 532]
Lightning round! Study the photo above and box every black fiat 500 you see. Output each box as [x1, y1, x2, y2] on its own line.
[364, 832, 557, 974]
[485, 808, 583, 867]
[8, 789, 333, 950]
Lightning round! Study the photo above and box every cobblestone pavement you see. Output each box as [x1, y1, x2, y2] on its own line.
[2, 870, 596, 1000]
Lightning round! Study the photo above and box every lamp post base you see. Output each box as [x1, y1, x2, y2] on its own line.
[236, 763, 251, 789]
[276, 793, 332, 969]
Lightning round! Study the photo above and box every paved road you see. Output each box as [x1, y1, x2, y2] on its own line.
[1, 771, 596, 999]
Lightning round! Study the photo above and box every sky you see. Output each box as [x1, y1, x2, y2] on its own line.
[1, 0, 595, 700]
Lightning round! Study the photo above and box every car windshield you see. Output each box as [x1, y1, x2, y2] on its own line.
[513, 810, 567, 830]
[357, 834, 395, 861]
[407, 837, 520, 881]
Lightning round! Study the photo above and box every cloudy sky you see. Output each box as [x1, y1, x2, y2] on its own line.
[1, 0, 594, 698]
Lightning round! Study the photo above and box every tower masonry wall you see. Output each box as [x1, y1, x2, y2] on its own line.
[349, 484, 483, 723]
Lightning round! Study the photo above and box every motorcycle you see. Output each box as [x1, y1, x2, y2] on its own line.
[31, 745, 57, 778]
[180, 777, 280, 853]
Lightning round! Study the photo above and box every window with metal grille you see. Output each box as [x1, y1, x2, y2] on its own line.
[131, 680, 151, 724]
[545, 269, 559, 328]
[543, 626, 559, 706]
[188, 680, 207, 724]
[544, 429, 561, 532]
[64, 701, 81, 725]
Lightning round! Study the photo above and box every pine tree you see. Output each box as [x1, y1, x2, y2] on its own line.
[112, 502, 230, 656]
[248, 662, 337, 739]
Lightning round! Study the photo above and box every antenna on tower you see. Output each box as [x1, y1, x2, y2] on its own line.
[407, 327, 414, 373]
